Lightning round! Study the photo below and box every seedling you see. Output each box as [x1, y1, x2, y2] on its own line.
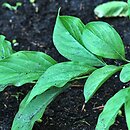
[94, 0, 130, 18]
[29, 0, 36, 4]
[29, 0, 38, 13]
[0, 11, 130, 130]
[12, 39, 17, 44]
[2, 2, 22, 11]
[11, 92, 24, 101]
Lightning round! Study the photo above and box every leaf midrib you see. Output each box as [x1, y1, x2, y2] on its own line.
[86, 26, 124, 59]
[59, 17, 104, 65]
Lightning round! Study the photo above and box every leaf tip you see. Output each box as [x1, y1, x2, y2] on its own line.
[58, 7, 61, 16]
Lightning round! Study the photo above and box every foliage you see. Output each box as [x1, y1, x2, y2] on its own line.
[0, 11, 130, 130]
[2, 2, 22, 11]
[0, 35, 13, 60]
[96, 88, 130, 130]
[12, 85, 69, 130]
[128, 0, 130, 18]
[94, 1, 130, 18]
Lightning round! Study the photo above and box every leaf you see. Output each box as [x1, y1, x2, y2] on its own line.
[128, 0, 130, 18]
[11, 85, 69, 130]
[96, 88, 129, 130]
[0, 51, 56, 92]
[120, 63, 130, 83]
[82, 21, 125, 60]
[53, 12, 104, 66]
[0, 35, 13, 60]
[2, 2, 22, 11]
[26, 62, 96, 104]
[94, 1, 128, 18]
[84, 65, 121, 103]
[125, 89, 130, 130]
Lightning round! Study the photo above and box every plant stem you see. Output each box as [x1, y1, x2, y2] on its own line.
[122, 58, 130, 63]
[71, 75, 88, 82]
[75, 75, 89, 80]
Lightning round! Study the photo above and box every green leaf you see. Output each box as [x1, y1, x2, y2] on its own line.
[96, 88, 129, 130]
[26, 62, 96, 104]
[125, 89, 130, 130]
[94, 1, 128, 18]
[53, 12, 104, 66]
[128, 0, 130, 18]
[0, 51, 56, 92]
[82, 21, 125, 60]
[84, 65, 121, 103]
[0, 35, 13, 60]
[2, 2, 22, 11]
[11, 85, 68, 130]
[120, 63, 130, 83]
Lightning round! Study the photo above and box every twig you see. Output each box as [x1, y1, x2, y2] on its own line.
[93, 105, 104, 110]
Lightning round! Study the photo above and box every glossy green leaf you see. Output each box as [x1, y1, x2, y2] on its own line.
[53, 13, 104, 66]
[0, 35, 13, 60]
[96, 88, 129, 130]
[82, 21, 125, 60]
[125, 89, 130, 130]
[84, 65, 121, 103]
[26, 62, 96, 104]
[11, 85, 68, 130]
[120, 63, 130, 83]
[0, 51, 56, 92]
[94, 1, 128, 18]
